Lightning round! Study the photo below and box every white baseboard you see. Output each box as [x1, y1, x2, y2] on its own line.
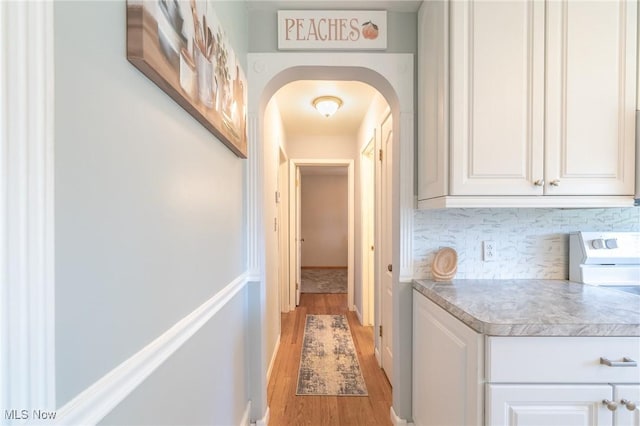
[241, 401, 251, 426]
[266, 335, 280, 383]
[253, 406, 270, 426]
[354, 304, 364, 326]
[55, 272, 249, 425]
[374, 347, 381, 366]
[390, 406, 412, 426]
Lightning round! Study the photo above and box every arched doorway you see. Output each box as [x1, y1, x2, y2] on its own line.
[246, 53, 414, 424]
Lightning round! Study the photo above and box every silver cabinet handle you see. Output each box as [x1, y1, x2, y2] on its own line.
[621, 399, 637, 411]
[533, 179, 544, 186]
[549, 179, 560, 186]
[600, 357, 638, 367]
[603, 399, 618, 411]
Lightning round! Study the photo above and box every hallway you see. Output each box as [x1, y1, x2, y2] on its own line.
[267, 294, 392, 425]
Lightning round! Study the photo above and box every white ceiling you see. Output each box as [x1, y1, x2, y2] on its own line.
[246, 0, 422, 13]
[273, 80, 379, 137]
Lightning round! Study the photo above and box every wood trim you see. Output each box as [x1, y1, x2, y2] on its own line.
[246, 113, 261, 281]
[55, 273, 249, 425]
[1, 0, 55, 413]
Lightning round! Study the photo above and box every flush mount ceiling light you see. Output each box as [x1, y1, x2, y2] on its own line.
[312, 95, 343, 118]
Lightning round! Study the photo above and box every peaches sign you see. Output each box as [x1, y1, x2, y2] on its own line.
[278, 11, 387, 50]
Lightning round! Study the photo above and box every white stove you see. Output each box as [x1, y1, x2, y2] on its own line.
[569, 231, 640, 295]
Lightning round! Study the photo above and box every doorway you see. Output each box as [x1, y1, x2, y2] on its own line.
[247, 52, 415, 424]
[299, 166, 349, 295]
[288, 159, 355, 310]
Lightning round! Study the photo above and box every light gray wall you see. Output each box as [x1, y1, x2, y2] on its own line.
[54, 0, 250, 422]
[99, 292, 249, 426]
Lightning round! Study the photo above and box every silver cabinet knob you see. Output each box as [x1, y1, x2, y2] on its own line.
[621, 399, 637, 411]
[533, 179, 544, 186]
[549, 179, 560, 186]
[592, 239, 606, 249]
[605, 238, 618, 249]
[603, 399, 618, 411]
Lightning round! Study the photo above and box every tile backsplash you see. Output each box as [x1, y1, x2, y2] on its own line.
[414, 208, 640, 280]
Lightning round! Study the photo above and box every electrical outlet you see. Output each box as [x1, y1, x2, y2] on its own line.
[483, 240, 497, 261]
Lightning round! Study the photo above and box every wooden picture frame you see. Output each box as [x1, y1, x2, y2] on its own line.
[127, 0, 247, 158]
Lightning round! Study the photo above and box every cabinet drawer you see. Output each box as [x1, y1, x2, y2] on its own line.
[486, 336, 640, 383]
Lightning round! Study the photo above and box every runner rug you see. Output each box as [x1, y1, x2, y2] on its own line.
[296, 314, 368, 396]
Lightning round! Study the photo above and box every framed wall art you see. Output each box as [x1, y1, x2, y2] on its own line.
[127, 0, 248, 158]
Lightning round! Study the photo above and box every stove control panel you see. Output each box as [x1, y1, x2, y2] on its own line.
[570, 232, 640, 285]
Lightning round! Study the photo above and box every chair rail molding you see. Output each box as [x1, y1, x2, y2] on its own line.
[54, 273, 249, 426]
[1, 0, 56, 417]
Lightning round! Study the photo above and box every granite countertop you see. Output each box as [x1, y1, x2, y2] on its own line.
[413, 279, 640, 337]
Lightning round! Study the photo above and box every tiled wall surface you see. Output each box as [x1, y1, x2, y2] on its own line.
[414, 208, 640, 279]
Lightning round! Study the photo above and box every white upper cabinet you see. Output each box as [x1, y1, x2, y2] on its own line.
[450, 0, 545, 196]
[545, 1, 637, 196]
[418, 0, 638, 208]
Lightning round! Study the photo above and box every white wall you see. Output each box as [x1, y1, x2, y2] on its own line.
[285, 133, 357, 159]
[54, 1, 250, 423]
[414, 208, 640, 279]
[301, 174, 349, 267]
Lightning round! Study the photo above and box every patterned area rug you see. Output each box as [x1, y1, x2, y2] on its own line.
[296, 314, 368, 396]
[301, 268, 347, 293]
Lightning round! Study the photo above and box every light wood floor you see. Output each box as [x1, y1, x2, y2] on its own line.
[267, 293, 392, 426]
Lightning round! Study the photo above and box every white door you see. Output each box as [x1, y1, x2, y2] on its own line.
[545, 0, 637, 196]
[361, 136, 376, 326]
[449, 0, 545, 196]
[295, 166, 302, 306]
[615, 385, 640, 426]
[380, 112, 393, 382]
[486, 384, 613, 426]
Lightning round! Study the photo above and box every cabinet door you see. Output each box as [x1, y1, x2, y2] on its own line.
[450, 0, 545, 196]
[417, 0, 448, 200]
[615, 385, 640, 426]
[413, 293, 482, 426]
[486, 384, 613, 426]
[545, 0, 637, 195]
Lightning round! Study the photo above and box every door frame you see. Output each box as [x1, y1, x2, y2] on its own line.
[288, 159, 355, 311]
[247, 52, 415, 423]
[277, 147, 290, 313]
[360, 135, 376, 327]
[1, 0, 56, 413]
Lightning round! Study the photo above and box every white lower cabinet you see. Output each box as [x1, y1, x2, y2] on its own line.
[485, 336, 640, 426]
[413, 291, 483, 426]
[486, 384, 614, 426]
[615, 385, 640, 426]
[412, 291, 640, 426]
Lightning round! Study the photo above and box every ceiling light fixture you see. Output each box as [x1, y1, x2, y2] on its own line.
[312, 95, 343, 118]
